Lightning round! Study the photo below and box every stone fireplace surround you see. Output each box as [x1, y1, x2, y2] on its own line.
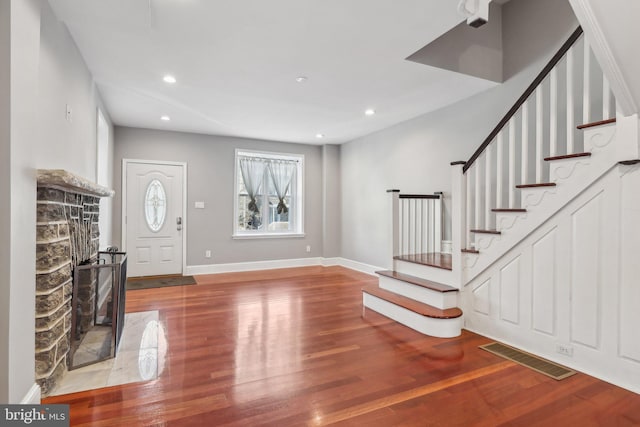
[35, 169, 113, 395]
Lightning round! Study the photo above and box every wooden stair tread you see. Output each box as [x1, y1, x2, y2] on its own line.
[516, 183, 556, 189]
[362, 285, 462, 319]
[492, 208, 527, 213]
[376, 270, 458, 293]
[619, 159, 640, 166]
[544, 152, 591, 161]
[577, 118, 616, 129]
[462, 248, 479, 254]
[393, 253, 452, 271]
[470, 229, 501, 235]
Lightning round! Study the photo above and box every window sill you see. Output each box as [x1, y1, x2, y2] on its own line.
[232, 232, 306, 240]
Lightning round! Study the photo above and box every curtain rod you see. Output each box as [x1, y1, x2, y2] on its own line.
[238, 155, 300, 163]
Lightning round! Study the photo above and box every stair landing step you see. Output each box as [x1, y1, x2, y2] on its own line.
[577, 118, 616, 129]
[394, 253, 452, 271]
[544, 152, 591, 161]
[516, 183, 556, 189]
[376, 270, 458, 293]
[362, 285, 462, 319]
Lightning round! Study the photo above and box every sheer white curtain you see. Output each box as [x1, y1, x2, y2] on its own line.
[268, 160, 296, 215]
[239, 157, 265, 215]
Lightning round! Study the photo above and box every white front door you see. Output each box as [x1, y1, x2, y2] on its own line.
[125, 161, 185, 277]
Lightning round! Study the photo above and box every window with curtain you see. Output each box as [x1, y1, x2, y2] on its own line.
[234, 150, 304, 237]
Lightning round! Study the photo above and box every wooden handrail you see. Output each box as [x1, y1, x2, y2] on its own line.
[399, 194, 441, 199]
[463, 26, 584, 173]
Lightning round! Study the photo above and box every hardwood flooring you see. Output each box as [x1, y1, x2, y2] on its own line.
[43, 266, 640, 426]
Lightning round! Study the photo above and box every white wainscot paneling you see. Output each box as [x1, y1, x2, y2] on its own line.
[472, 279, 491, 315]
[531, 228, 557, 336]
[570, 192, 603, 349]
[500, 256, 521, 325]
[619, 168, 640, 363]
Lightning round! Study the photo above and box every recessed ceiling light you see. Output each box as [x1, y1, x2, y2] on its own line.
[160, 115, 171, 121]
[295, 76, 308, 83]
[163, 75, 177, 84]
[315, 133, 324, 139]
[365, 109, 376, 116]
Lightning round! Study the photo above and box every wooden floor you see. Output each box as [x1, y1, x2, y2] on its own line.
[44, 266, 640, 426]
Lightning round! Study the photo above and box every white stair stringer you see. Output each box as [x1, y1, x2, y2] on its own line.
[463, 120, 633, 283]
[363, 293, 462, 338]
[378, 275, 458, 310]
[461, 162, 640, 394]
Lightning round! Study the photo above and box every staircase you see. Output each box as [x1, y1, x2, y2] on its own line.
[362, 26, 639, 342]
[362, 192, 465, 337]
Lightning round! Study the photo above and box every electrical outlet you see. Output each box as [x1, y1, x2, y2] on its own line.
[556, 344, 573, 357]
[205, 250, 211, 258]
[306, 245, 311, 253]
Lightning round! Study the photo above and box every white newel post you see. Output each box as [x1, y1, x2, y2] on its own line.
[615, 112, 640, 161]
[450, 163, 466, 289]
[388, 189, 400, 270]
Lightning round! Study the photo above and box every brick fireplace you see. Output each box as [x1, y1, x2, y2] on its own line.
[35, 169, 113, 395]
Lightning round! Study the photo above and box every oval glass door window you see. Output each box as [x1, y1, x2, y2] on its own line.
[144, 179, 167, 232]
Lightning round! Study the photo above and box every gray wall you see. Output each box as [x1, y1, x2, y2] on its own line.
[113, 127, 326, 266]
[0, 0, 114, 403]
[322, 145, 341, 257]
[340, 0, 578, 269]
[0, 0, 14, 404]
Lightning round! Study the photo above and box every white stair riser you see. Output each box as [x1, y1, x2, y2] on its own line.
[378, 275, 458, 309]
[549, 157, 592, 183]
[394, 260, 458, 287]
[495, 212, 527, 232]
[519, 186, 558, 210]
[363, 293, 462, 338]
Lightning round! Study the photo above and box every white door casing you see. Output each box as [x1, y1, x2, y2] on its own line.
[123, 160, 186, 277]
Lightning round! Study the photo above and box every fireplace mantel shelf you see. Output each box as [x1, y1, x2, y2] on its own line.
[37, 169, 114, 198]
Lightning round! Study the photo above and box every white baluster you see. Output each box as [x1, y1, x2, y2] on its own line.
[567, 47, 575, 154]
[475, 158, 482, 231]
[603, 76, 611, 119]
[434, 197, 442, 253]
[409, 199, 418, 254]
[466, 170, 473, 246]
[416, 199, 422, 255]
[496, 133, 504, 208]
[429, 199, 435, 253]
[536, 85, 544, 183]
[521, 102, 529, 185]
[550, 67, 558, 157]
[509, 117, 516, 208]
[402, 199, 408, 255]
[485, 145, 492, 230]
[583, 38, 591, 124]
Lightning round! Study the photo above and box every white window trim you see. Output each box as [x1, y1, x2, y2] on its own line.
[232, 149, 305, 239]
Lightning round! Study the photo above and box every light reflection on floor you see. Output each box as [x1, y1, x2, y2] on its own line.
[49, 310, 167, 396]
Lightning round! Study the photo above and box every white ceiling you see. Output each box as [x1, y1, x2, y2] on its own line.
[48, 0, 498, 145]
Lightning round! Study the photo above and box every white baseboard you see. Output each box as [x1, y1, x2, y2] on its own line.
[185, 257, 383, 277]
[20, 383, 41, 404]
[185, 257, 324, 275]
[323, 257, 382, 276]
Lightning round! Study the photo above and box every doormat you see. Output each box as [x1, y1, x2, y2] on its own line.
[479, 342, 576, 380]
[126, 275, 197, 291]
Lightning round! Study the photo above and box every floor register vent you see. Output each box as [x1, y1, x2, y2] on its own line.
[480, 342, 576, 380]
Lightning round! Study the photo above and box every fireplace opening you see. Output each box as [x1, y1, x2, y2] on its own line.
[69, 251, 127, 370]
